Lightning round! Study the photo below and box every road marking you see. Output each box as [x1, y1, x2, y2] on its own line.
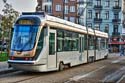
[101, 67, 125, 83]
[116, 75, 125, 83]
[111, 57, 125, 64]
[68, 66, 105, 82]
[112, 60, 120, 63]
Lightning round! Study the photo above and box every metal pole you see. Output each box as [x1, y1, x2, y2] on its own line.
[63, 0, 65, 19]
[85, 2, 89, 62]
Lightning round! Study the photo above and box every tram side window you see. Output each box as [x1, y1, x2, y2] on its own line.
[57, 30, 79, 51]
[104, 38, 108, 49]
[49, 33, 55, 55]
[63, 31, 73, 51]
[35, 28, 44, 57]
[79, 36, 84, 52]
[96, 37, 100, 50]
[72, 39, 78, 51]
[88, 35, 94, 50]
[97, 38, 101, 50]
[84, 35, 87, 50]
[106, 39, 108, 49]
[37, 29, 44, 49]
[57, 30, 64, 52]
[100, 38, 105, 50]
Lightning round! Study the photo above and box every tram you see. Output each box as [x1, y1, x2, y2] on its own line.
[8, 12, 108, 72]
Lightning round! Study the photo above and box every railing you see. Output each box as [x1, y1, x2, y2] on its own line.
[112, 32, 120, 37]
[94, 5, 102, 10]
[77, 0, 84, 3]
[112, 19, 121, 23]
[94, 18, 102, 23]
[112, 6, 121, 12]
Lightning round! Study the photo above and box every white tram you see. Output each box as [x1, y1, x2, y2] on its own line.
[8, 12, 108, 72]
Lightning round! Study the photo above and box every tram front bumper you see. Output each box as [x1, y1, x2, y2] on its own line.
[8, 60, 47, 72]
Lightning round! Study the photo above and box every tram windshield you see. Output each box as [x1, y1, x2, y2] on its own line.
[11, 17, 41, 51]
[11, 25, 38, 51]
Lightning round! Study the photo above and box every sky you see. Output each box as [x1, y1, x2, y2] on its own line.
[0, 0, 37, 15]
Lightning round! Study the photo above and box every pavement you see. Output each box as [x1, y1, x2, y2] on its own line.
[0, 61, 9, 71]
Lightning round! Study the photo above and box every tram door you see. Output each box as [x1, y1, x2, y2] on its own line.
[48, 30, 57, 68]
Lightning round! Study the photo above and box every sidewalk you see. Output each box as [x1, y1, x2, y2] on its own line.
[0, 61, 15, 75]
[0, 61, 9, 71]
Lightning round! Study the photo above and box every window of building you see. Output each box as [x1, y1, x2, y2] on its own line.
[78, 17, 84, 25]
[65, 5, 68, 14]
[94, 24, 100, 30]
[88, 0, 93, 6]
[114, 0, 119, 7]
[104, 24, 109, 33]
[78, 7, 84, 16]
[114, 12, 119, 19]
[64, 16, 68, 21]
[47, 0, 52, 2]
[64, 0, 68, 3]
[95, 11, 101, 19]
[105, 0, 110, 7]
[87, 23, 92, 28]
[88, 10, 92, 19]
[96, 0, 101, 6]
[47, 5, 52, 13]
[105, 11, 109, 20]
[113, 25, 118, 33]
[70, 17, 75, 23]
[55, 4, 61, 11]
[70, 0, 75, 1]
[70, 6, 75, 12]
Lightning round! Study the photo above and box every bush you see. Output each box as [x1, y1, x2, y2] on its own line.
[0, 52, 8, 61]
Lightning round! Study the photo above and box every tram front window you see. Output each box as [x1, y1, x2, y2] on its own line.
[11, 25, 38, 51]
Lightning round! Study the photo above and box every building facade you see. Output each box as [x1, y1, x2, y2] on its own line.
[36, 0, 123, 52]
[84, 0, 122, 52]
[36, 0, 78, 23]
[122, 0, 125, 39]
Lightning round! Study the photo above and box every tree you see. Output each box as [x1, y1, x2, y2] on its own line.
[1, 0, 19, 37]
[0, 0, 19, 50]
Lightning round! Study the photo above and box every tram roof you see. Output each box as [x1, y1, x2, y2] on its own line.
[45, 15, 87, 34]
[44, 15, 108, 38]
[20, 12, 108, 38]
[95, 30, 108, 38]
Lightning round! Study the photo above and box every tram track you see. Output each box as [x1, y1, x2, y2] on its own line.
[0, 55, 123, 83]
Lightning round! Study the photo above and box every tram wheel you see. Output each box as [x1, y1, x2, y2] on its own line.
[59, 62, 64, 71]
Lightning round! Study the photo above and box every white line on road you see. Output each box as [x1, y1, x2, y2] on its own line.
[112, 60, 120, 63]
[101, 66, 125, 83]
[116, 75, 125, 83]
[111, 57, 125, 64]
[67, 66, 105, 82]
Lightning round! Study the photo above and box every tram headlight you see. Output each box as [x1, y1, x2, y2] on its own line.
[10, 56, 14, 60]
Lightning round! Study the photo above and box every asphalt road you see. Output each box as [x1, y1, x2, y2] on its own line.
[0, 53, 125, 83]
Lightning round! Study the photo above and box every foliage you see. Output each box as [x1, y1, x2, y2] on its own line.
[0, 0, 19, 39]
[0, 52, 8, 61]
